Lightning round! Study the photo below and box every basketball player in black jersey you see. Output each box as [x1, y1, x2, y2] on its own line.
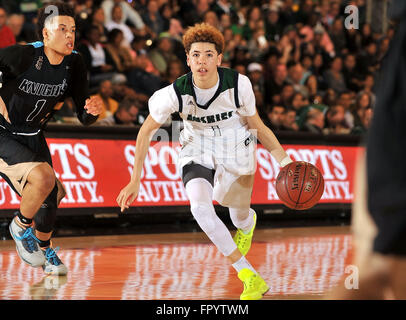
[329, 0, 406, 299]
[0, 2, 102, 275]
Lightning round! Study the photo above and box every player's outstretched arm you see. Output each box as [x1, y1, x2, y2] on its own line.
[116, 115, 162, 212]
[246, 111, 292, 167]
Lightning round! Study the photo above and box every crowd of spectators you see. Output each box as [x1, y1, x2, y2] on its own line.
[0, 0, 390, 135]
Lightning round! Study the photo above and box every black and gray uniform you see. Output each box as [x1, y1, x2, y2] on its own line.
[0, 41, 97, 232]
[366, 0, 406, 256]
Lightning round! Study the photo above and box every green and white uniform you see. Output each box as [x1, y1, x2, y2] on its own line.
[149, 67, 257, 208]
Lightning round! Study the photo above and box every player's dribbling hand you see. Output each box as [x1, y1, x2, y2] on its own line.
[84, 96, 103, 116]
[116, 181, 140, 212]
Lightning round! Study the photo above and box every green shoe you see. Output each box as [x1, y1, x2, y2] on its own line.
[238, 268, 269, 300]
[233, 211, 256, 256]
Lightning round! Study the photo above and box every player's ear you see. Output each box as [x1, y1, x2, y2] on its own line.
[186, 53, 190, 67]
[217, 53, 223, 66]
[42, 27, 49, 42]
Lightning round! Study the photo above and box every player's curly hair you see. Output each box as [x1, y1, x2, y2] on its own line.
[182, 23, 225, 55]
[36, 2, 75, 41]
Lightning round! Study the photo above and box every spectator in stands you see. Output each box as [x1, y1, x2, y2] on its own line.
[265, 63, 289, 105]
[230, 44, 250, 67]
[234, 63, 246, 76]
[0, 6, 15, 49]
[357, 41, 380, 76]
[323, 56, 348, 95]
[159, 3, 173, 32]
[265, 5, 283, 43]
[325, 1, 341, 27]
[141, 0, 164, 38]
[342, 53, 362, 92]
[282, 107, 299, 131]
[300, 54, 313, 81]
[337, 91, 355, 129]
[312, 23, 335, 59]
[102, 0, 146, 36]
[242, 5, 263, 41]
[360, 23, 373, 47]
[323, 88, 337, 107]
[92, 80, 119, 121]
[262, 48, 280, 81]
[324, 104, 351, 135]
[97, 97, 141, 126]
[310, 52, 327, 90]
[222, 27, 237, 62]
[166, 18, 184, 43]
[105, 3, 135, 47]
[279, 84, 295, 107]
[277, 27, 301, 64]
[82, 6, 109, 43]
[211, 0, 238, 24]
[105, 28, 137, 73]
[203, 10, 220, 29]
[329, 17, 347, 55]
[301, 107, 325, 134]
[148, 34, 178, 76]
[289, 91, 309, 114]
[161, 58, 185, 87]
[358, 73, 376, 107]
[264, 105, 285, 131]
[6, 13, 25, 44]
[160, 18, 186, 68]
[304, 74, 320, 102]
[352, 92, 372, 130]
[177, 0, 201, 27]
[219, 13, 232, 32]
[248, 24, 269, 60]
[286, 61, 309, 98]
[131, 35, 161, 76]
[345, 25, 362, 54]
[74, 0, 96, 40]
[110, 77, 138, 102]
[77, 25, 118, 87]
[350, 106, 373, 135]
[105, 28, 162, 97]
[247, 62, 266, 113]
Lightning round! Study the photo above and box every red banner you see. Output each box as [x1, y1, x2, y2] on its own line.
[0, 138, 362, 209]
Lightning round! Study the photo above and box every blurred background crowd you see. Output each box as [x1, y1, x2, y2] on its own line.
[0, 0, 393, 135]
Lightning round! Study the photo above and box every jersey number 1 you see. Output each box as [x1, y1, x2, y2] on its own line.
[27, 99, 46, 122]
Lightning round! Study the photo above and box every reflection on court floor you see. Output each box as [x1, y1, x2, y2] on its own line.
[0, 227, 352, 300]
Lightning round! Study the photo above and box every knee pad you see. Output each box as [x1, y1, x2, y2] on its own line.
[34, 184, 58, 233]
[190, 202, 217, 235]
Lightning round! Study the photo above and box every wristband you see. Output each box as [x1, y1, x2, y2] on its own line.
[279, 156, 293, 167]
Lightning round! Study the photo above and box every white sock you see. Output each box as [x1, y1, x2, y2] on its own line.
[232, 256, 256, 273]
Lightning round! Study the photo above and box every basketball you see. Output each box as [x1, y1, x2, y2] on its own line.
[275, 161, 324, 210]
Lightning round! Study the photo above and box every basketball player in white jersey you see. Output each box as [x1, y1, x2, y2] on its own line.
[116, 23, 292, 300]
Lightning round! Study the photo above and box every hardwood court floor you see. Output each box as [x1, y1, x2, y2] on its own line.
[0, 225, 352, 300]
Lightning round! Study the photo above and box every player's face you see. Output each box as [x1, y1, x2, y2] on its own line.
[187, 42, 222, 88]
[43, 15, 76, 57]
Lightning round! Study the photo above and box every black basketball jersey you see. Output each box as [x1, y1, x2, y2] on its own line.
[0, 42, 97, 133]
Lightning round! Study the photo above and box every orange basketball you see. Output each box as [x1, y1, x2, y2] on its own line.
[275, 161, 324, 210]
